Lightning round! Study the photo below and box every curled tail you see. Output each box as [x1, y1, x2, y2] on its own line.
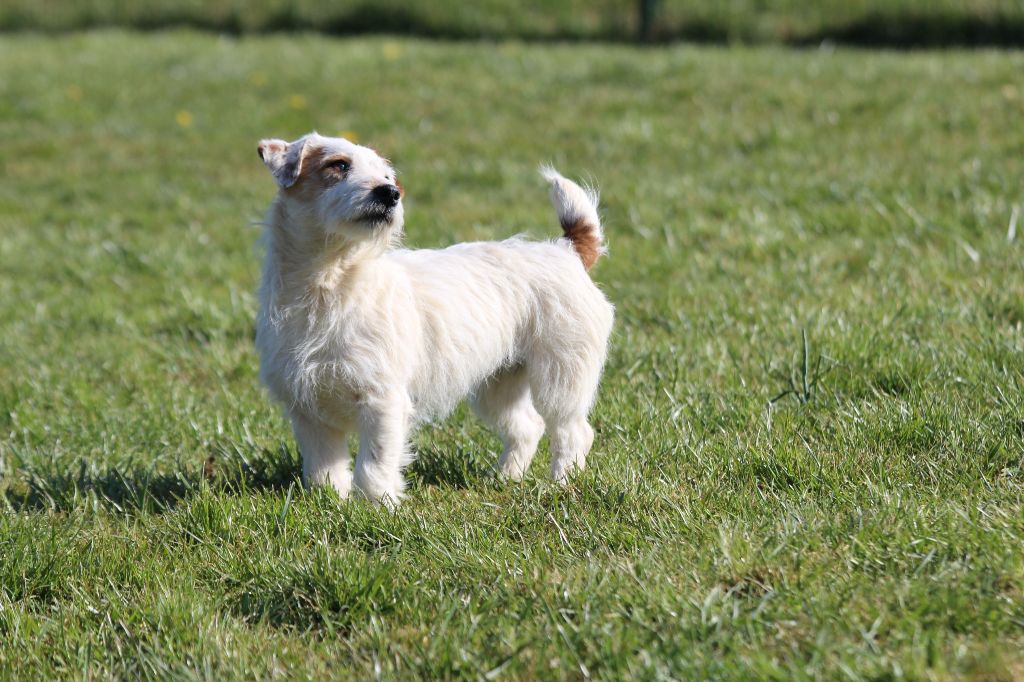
[540, 166, 605, 271]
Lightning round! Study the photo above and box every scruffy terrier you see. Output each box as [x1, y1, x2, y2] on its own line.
[255, 133, 614, 505]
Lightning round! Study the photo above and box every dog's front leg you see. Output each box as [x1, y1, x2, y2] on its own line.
[291, 412, 352, 497]
[353, 392, 412, 507]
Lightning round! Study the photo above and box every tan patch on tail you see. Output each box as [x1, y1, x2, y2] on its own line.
[563, 217, 601, 270]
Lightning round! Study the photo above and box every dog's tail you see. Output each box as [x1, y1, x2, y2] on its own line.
[540, 166, 605, 271]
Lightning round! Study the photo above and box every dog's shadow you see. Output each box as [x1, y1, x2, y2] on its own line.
[4, 443, 302, 514]
[5, 440, 499, 513]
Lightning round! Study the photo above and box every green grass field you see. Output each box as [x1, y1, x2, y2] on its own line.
[1, 31, 1024, 679]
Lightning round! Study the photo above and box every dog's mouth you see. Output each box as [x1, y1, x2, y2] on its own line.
[357, 205, 395, 228]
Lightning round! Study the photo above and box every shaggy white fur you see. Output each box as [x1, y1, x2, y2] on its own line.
[255, 133, 614, 505]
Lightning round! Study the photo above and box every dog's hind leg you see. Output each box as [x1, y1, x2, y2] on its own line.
[544, 415, 594, 483]
[291, 412, 352, 497]
[527, 332, 609, 484]
[472, 367, 546, 481]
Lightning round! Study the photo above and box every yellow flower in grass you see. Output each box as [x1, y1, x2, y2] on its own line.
[382, 42, 402, 61]
[288, 94, 307, 110]
[338, 130, 359, 142]
[175, 110, 193, 127]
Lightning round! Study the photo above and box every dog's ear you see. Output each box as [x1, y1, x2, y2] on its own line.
[257, 137, 310, 189]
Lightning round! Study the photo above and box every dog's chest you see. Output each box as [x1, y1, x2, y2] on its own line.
[256, 304, 370, 418]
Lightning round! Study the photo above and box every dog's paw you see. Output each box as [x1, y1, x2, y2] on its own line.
[497, 459, 530, 482]
[353, 464, 406, 508]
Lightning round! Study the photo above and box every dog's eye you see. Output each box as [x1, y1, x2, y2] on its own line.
[325, 159, 351, 173]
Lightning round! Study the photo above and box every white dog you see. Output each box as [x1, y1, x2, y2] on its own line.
[255, 133, 614, 505]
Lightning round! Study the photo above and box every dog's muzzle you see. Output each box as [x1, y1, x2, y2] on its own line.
[359, 184, 401, 226]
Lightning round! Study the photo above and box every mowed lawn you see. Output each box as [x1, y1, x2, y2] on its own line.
[1, 32, 1023, 679]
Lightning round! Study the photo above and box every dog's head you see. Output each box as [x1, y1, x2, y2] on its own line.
[258, 133, 404, 239]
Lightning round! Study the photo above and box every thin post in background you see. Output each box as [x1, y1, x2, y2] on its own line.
[638, 0, 658, 42]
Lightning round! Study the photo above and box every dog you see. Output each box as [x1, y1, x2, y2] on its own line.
[255, 133, 614, 505]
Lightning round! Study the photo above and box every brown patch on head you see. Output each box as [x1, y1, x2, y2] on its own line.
[280, 144, 335, 201]
[563, 216, 601, 270]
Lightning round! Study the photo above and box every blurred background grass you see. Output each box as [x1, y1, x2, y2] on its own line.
[2, 0, 1024, 46]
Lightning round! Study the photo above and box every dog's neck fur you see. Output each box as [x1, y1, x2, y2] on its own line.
[262, 197, 395, 311]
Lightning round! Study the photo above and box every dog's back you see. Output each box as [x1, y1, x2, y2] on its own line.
[387, 236, 612, 422]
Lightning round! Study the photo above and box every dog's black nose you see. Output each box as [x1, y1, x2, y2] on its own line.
[372, 184, 401, 207]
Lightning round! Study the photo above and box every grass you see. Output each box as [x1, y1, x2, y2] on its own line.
[2, 1, 1024, 46]
[1, 30, 1024, 678]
